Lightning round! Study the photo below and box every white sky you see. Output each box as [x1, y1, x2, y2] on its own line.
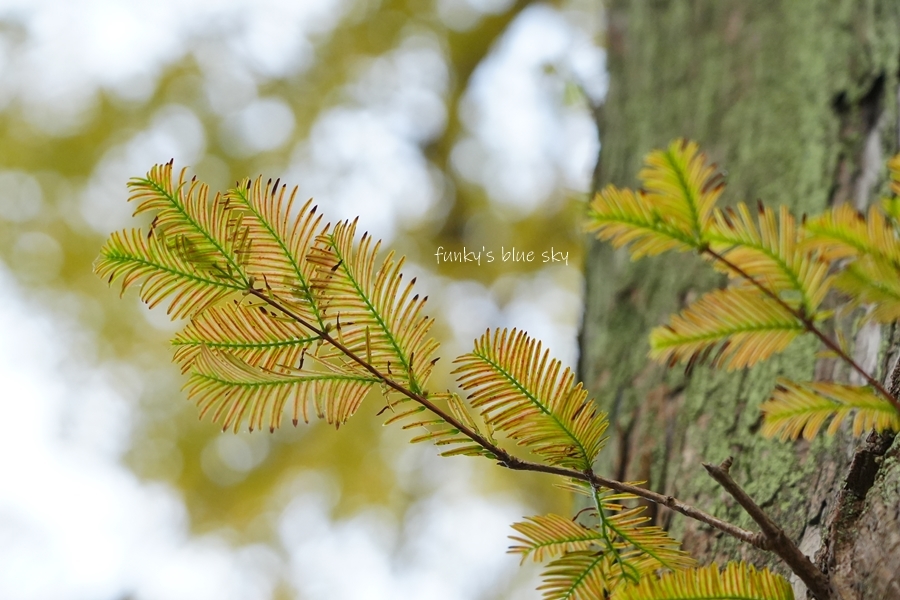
[0, 266, 281, 599]
[0, 0, 603, 597]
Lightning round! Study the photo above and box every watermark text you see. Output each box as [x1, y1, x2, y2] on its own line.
[434, 246, 569, 266]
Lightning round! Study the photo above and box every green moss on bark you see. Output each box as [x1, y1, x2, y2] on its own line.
[581, 0, 900, 581]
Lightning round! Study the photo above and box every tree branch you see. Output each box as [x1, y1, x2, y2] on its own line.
[704, 457, 836, 600]
[703, 246, 900, 413]
[246, 287, 763, 552]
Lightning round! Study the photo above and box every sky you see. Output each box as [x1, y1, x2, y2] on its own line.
[0, 0, 603, 598]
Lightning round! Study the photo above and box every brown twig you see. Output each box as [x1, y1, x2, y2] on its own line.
[246, 287, 763, 549]
[703, 247, 900, 413]
[515, 461, 764, 548]
[703, 457, 835, 600]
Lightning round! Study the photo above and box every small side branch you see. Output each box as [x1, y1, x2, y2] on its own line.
[501, 458, 763, 549]
[703, 457, 835, 600]
[703, 247, 900, 413]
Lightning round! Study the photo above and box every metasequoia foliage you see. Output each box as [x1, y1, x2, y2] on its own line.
[95, 164, 702, 598]
[587, 139, 900, 441]
[610, 562, 793, 600]
[96, 141, 900, 599]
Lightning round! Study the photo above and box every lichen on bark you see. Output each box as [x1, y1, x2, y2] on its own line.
[580, 1, 900, 596]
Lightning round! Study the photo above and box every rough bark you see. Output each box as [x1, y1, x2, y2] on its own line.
[579, 2, 900, 598]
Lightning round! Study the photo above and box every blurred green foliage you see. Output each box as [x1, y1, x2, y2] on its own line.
[0, 0, 600, 595]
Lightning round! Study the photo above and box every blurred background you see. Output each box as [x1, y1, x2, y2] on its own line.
[0, 0, 605, 598]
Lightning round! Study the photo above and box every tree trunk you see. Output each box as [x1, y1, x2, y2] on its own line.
[579, 2, 900, 598]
